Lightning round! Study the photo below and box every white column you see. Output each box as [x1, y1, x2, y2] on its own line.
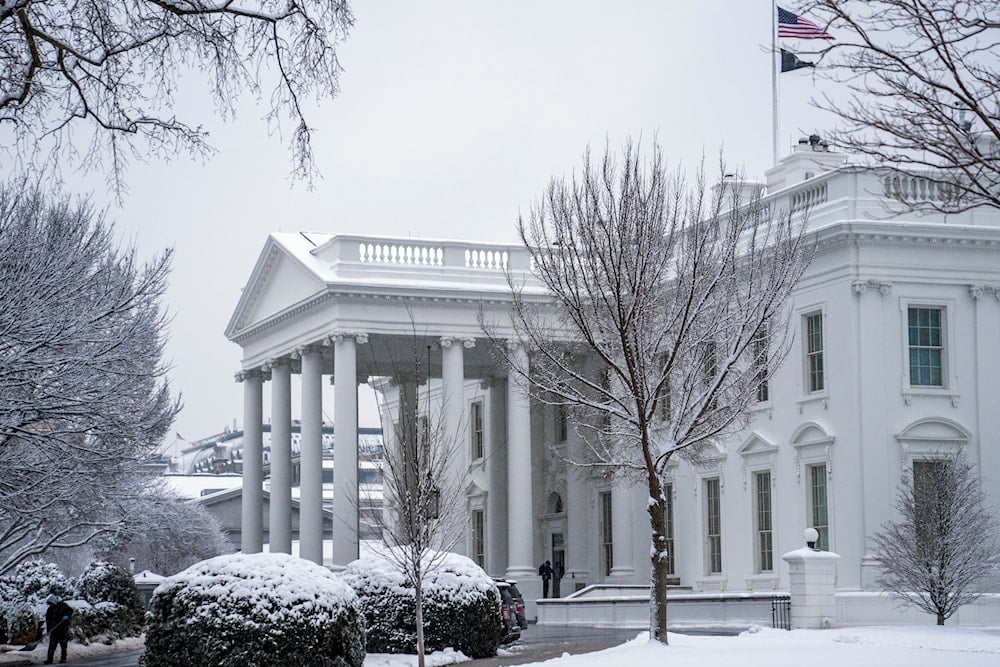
[506, 343, 535, 580]
[299, 347, 325, 565]
[609, 482, 636, 578]
[333, 333, 364, 568]
[440, 337, 472, 455]
[269, 359, 292, 554]
[240, 369, 264, 553]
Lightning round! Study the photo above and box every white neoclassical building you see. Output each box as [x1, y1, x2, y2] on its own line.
[226, 141, 1000, 623]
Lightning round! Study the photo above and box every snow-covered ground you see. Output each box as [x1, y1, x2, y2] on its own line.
[3, 625, 999, 666]
[0, 637, 144, 664]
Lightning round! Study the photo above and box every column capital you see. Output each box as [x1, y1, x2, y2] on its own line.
[235, 367, 270, 382]
[852, 279, 893, 295]
[325, 331, 369, 345]
[440, 336, 476, 349]
[970, 284, 1000, 300]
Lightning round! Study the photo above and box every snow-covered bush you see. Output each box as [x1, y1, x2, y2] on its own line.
[74, 560, 143, 636]
[8, 560, 76, 603]
[342, 550, 503, 659]
[69, 600, 137, 645]
[142, 552, 365, 667]
[0, 599, 41, 644]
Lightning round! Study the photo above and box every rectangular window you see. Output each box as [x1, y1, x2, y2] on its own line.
[754, 471, 773, 572]
[470, 401, 484, 460]
[805, 312, 825, 392]
[810, 464, 829, 550]
[471, 509, 485, 569]
[600, 492, 613, 576]
[754, 324, 769, 402]
[908, 307, 943, 387]
[556, 404, 568, 443]
[664, 483, 676, 575]
[705, 478, 722, 574]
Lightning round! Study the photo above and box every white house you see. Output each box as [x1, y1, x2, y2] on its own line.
[225, 140, 1000, 624]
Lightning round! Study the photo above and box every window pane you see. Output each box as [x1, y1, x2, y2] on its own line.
[755, 471, 773, 572]
[706, 478, 722, 574]
[601, 492, 613, 576]
[664, 484, 675, 575]
[907, 307, 944, 387]
[810, 465, 829, 550]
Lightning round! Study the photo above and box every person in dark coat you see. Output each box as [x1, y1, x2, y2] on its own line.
[44, 594, 72, 664]
[538, 560, 553, 598]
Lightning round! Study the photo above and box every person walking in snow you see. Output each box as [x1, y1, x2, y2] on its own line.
[44, 594, 73, 664]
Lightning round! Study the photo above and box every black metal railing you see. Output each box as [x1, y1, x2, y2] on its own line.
[771, 594, 791, 630]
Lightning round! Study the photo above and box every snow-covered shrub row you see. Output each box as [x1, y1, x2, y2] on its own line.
[74, 560, 144, 637]
[342, 550, 503, 659]
[142, 552, 366, 667]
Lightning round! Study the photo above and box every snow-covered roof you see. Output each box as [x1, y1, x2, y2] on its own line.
[162, 473, 244, 500]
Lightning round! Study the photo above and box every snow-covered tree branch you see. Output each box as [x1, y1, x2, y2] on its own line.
[0, 1, 354, 195]
[485, 140, 812, 644]
[0, 182, 180, 573]
[802, 0, 1000, 212]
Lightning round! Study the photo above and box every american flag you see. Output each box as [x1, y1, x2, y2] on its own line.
[778, 6, 834, 40]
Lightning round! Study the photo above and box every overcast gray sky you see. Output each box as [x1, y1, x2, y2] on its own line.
[24, 1, 840, 448]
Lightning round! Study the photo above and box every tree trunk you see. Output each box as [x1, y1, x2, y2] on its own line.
[415, 577, 426, 667]
[937, 611, 945, 626]
[646, 478, 669, 644]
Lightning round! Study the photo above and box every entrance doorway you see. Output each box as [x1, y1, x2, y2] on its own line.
[551, 532, 565, 597]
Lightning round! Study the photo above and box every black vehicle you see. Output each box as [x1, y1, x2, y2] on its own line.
[494, 578, 528, 630]
[496, 581, 521, 645]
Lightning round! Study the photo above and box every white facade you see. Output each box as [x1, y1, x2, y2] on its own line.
[226, 144, 1000, 618]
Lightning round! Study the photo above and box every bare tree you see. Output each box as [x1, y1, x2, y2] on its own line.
[485, 140, 811, 643]
[802, 0, 999, 212]
[0, 182, 179, 573]
[0, 1, 354, 195]
[872, 453, 1000, 625]
[367, 336, 468, 667]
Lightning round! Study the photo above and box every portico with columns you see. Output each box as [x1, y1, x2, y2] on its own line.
[226, 234, 552, 605]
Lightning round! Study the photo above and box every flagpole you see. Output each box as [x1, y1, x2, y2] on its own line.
[771, 0, 779, 167]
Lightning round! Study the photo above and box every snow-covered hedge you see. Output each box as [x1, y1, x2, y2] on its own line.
[342, 550, 503, 659]
[0, 598, 40, 644]
[75, 561, 144, 638]
[142, 552, 365, 667]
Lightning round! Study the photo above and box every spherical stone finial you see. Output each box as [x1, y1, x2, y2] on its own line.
[804, 527, 819, 549]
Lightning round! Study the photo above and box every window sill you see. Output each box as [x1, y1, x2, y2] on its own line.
[902, 387, 959, 407]
[797, 393, 829, 413]
[468, 458, 485, 474]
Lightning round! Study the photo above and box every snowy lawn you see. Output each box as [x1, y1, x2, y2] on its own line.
[511, 626, 1000, 667]
[3, 626, 1000, 666]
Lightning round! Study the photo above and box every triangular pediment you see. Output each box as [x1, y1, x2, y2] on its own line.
[465, 480, 485, 498]
[739, 432, 778, 457]
[226, 237, 327, 337]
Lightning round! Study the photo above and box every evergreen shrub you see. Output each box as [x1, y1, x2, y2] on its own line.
[141, 552, 365, 667]
[342, 550, 503, 659]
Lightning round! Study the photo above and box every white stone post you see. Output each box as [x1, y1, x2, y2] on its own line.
[299, 347, 325, 565]
[782, 527, 841, 629]
[269, 359, 292, 554]
[240, 369, 264, 553]
[506, 343, 535, 581]
[333, 333, 364, 568]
